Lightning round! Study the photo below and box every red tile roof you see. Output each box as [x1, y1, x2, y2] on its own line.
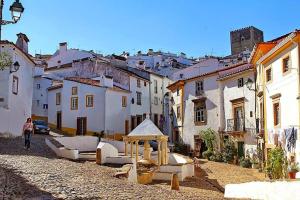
[218, 63, 253, 80]
[65, 77, 100, 87]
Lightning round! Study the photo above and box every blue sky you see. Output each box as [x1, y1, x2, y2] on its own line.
[2, 0, 300, 57]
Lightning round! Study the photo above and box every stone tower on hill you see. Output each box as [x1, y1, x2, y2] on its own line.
[230, 26, 264, 55]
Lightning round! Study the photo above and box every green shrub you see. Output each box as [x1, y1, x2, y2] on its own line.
[222, 140, 237, 163]
[266, 147, 287, 179]
[239, 157, 252, 168]
[214, 152, 223, 162]
[199, 128, 216, 151]
[202, 149, 213, 159]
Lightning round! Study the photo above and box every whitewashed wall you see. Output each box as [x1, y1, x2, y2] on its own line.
[0, 44, 34, 136]
[183, 75, 221, 149]
[32, 77, 52, 118]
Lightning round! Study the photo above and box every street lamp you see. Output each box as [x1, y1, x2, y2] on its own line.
[10, 61, 19, 73]
[245, 78, 255, 91]
[0, 0, 24, 41]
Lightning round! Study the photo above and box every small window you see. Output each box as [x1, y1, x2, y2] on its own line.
[71, 97, 78, 110]
[282, 56, 290, 73]
[43, 104, 48, 109]
[72, 87, 78, 95]
[154, 80, 158, 94]
[122, 96, 127, 107]
[86, 95, 94, 107]
[137, 92, 142, 105]
[266, 68, 272, 82]
[137, 79, 141, 88]
[273, 102, 280, 126]
[144, 81, 147, 87]
[154, 97, 158, 105]
[138, 61, 144, 65]
[176, 88, 180, 96]
[12, 76, 18, 95]
[195, 81, 204, 95]
[37, 84, 41, 89]
[177, 106, 181, 120]
[195, 101, 207, 125]
[238, 78, 244, 88]
[56, 93, 61, 105]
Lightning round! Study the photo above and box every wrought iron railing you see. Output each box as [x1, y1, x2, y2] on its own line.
[227, 118, 245, 132]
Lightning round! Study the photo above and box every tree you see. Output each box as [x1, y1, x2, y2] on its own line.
[0, 52, 13, 70]
[200, 128, 216, 151]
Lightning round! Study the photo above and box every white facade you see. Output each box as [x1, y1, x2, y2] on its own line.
[32, 76, 52, 120]
[48, 78, 131, 135]
[47, 42, 94, 69]
[0, 42, 35, 136]
[219, 68, 257, 156]
[182, 74, 221, 149]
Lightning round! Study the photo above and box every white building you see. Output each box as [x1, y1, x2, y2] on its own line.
[0, 34, 35, 136]
[218, 63, 257, 157]
[250, 30, 300, 162]
[32, 75, 53, 122]
[47, 76, 131, 137]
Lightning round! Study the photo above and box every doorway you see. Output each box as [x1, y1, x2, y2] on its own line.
[125, 120, 129, 135]
[56, 111, 62, 130]
[237, 141, 245, 158]
[77, 117, 87, 135]
[154, 114, 159, 126]
[234, 106, 244, 131]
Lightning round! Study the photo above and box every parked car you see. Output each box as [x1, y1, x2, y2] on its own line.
[33, 120, 50, 134]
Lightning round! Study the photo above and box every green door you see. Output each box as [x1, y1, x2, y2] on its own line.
[237, 142, 245, 158]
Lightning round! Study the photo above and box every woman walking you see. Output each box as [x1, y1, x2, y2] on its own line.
[23, 118, 34, 149]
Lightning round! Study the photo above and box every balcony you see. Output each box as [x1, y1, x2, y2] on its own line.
[226, 118, 245, 132]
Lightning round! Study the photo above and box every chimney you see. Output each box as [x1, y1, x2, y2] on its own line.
[59, 42, 67, 54]
[16, 33, 29, 54]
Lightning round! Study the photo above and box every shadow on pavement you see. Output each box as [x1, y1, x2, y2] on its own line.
[0, 164, 59, 200]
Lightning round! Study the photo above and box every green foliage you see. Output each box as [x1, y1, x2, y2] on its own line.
[222, 140, 237, 163]
[0, 52, 13, 70]
[202, 149, 213, 159]
[239, 157, 252, 168]
[288, 162, 299, 173]
[209, 151, 223, 162]
[174, 142, 190, 156]
[199, 128, 216, 151]
[266, 147, 287, 179]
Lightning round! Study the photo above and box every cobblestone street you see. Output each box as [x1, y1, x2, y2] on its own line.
[0, 135, 265, 200]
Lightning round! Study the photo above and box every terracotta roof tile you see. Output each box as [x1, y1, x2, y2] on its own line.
[65, 77, 100, 87]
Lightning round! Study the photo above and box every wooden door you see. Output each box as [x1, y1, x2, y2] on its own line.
[237, 142, 245, 158]
[77, 117, 87, 135]
[154, 114, 159, 126]
[56, 111, 62, 130]
[234, 106, 244, 131]
[125, 120, 129, 135]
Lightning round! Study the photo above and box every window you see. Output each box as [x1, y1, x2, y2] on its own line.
[273, 102, 280, 126]
[37, 84, 41, 89]
[154, 97, 158, 105]
[154, 80, 158, 94]
[177, 106, 181, 119]
[71, 97, 78, 110]
[138, 61, 144, 65]
[122, 96, 127, 107]
[266, 68, 272, 82]
[194, 101, 206, 125]
[56, 93, 61, 105]
[12, 76, 18, 95]
[195, 81, 204, 95]
[86, 95, 94, 107]
[43, 104, 48, 109]
[72, 87, 78, 95]
[238, 78, 244, 88]
[36, 100, 40, 106]
[137, 92, 142, 105]
[282, 56, 291, 73]
[144, 81, 147, 87]
[137, 79, 141, 88]
[176, 88, 180, 96]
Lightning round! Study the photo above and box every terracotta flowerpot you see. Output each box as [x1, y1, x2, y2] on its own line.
[288, 172, 297, 179]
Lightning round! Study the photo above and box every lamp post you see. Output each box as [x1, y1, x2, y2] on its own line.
[0, 0, 24, 41]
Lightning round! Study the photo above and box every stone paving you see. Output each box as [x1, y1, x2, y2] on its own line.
[0, 134, 266, 200]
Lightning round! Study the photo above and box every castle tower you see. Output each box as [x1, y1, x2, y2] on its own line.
[230, 26, 264, 55]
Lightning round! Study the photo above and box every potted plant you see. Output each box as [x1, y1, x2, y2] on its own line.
[288, 163, 299, 179]
[251, 155, 260, 169]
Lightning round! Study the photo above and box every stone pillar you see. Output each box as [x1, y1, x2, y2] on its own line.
[158, 141, 161, 166]
[135, 140, 139, 163]
[143, 140, 151, 160]
[125, 141, 128, 156]
[161, 141, 166, 165]
[130, 141, 133, 158]
[165, 141, 168, 164]
[171, 173, 180, 190]
[96, 148, 101, 165]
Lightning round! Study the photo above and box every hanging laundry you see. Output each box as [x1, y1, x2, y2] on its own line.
[285, 127, 297, 152]
[268, 129, 275, 145]
[278, 129, 286, 148]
